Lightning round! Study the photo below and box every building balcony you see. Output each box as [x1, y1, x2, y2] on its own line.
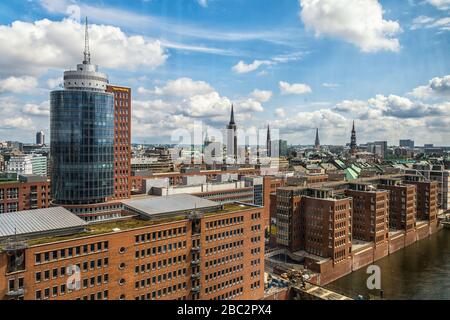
[191, 272, 201, 279]
[6, 288, 25, 297]
[191, 286, 201, 293]
[191, 246, 201, 252]
[191, 259, 201, 266]
[2, 241, 28, 252]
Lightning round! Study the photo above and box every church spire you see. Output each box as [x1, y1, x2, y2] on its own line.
[314, 128, 320, 151]
[229, 104, 235, 125]
[350, 120, 357, 154]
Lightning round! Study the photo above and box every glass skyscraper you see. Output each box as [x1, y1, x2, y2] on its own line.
[50, 19, 114, 205]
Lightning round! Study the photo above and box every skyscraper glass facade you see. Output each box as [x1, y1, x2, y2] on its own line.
[50, 90, 114, 205]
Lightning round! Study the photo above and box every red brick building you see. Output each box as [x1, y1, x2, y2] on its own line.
[0, 176, 50, 214]
[276, 187, 352, 263]
[378, 179, 416, 232]
[345, 183, 389, 245]
[0, 200, 264, 301]
[106, 85, 132, 200]
[404, 180, 438, 222]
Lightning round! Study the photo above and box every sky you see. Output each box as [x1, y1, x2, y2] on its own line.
[0, 0, 449, 146]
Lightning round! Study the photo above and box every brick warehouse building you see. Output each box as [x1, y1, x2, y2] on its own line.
[276, 187, 352, 261]
[345, 182, 389, 245]
[0, 175, 50, 214]
[274, 174, 440, 285]
[378, 178, 417, 232]
[0, 195, 264, 301]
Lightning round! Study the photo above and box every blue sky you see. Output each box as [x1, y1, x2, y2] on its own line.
[0, 0, 449, 145]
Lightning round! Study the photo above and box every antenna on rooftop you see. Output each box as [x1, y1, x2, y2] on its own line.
[83, 17, 91, 64]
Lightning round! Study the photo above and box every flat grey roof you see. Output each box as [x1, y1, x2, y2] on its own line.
[0, 207, 87, 239]
[122, 194, 221, 218]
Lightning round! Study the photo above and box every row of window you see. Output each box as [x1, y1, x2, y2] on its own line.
[135, 241, 187, 258]
[211, 287, 244, 301]
[75, 291, 109, 301]
[35, 241, 109, 264]
[251, 212, 261, 220]
[205, 276, 244, 295]
[35, 285, 71, 300]
[250, 258, 261, 267]
[135, 227, 188, 243]
[134, 254, 187, 274]
[205, 216, 244, 230]
[136, 282, 188, 300]
[80, 274, 109, 289]
[250, 280, 261, 290]
[135, 268, 187, 288]
[205, 263, 244, 282]
[205, 228, 244, 242]
[205, 240, 244, 256]
[205, 252, 244, 269]
[251, 224, 262, 232]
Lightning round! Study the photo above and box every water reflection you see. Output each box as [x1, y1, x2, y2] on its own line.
[325, 230, 450, 300]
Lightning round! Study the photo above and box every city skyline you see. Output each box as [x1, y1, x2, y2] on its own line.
[0, 0, 449, 146]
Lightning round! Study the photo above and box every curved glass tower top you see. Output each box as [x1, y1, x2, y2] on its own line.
[50, 18, 114, 206]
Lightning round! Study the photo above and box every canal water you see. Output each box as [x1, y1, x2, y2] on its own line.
[325, 230, 450, 300]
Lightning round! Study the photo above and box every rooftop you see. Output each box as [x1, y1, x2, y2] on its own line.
[0, 207, 87, 241]
[122, 194, 222, 218]
[25, 202, 257, 247]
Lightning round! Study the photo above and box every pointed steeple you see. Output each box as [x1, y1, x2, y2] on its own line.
[83, 17, 91, 65]
[350, 120, 357, 154]
[229, 104, 235, 125]
[314, 128, 320, 150]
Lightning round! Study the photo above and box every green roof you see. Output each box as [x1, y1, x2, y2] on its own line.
[345, 167, 359, 180]
[350, 164, 362, 173]
[334, 160, 346, 169]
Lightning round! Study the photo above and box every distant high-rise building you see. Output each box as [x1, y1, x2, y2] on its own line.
[6, 155, 47, 176]
[350, 121, 357, 154]
[266, 124, 271, 157]
[400, 139, 414, 149]
[226, 104, 238, 162]
[367, 141, 388, 159]
[50, 18, 114, 206]
[314, 128, 320, 151]
[36, 131, 45, 145]
[279, 140, 288, 157]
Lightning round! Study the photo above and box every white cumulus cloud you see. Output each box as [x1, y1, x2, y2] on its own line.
[299, 0, 402, 52]
[0, 76, 38, 93]
[154, 78, 215, 97]
[409, 75, 450, 99]
[232, 60, 272, 74]
[250, 89, 273, 102]
[279, 81, 312, 95]
[426, 0, 450, 10]
[0, 18, 167, 77]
